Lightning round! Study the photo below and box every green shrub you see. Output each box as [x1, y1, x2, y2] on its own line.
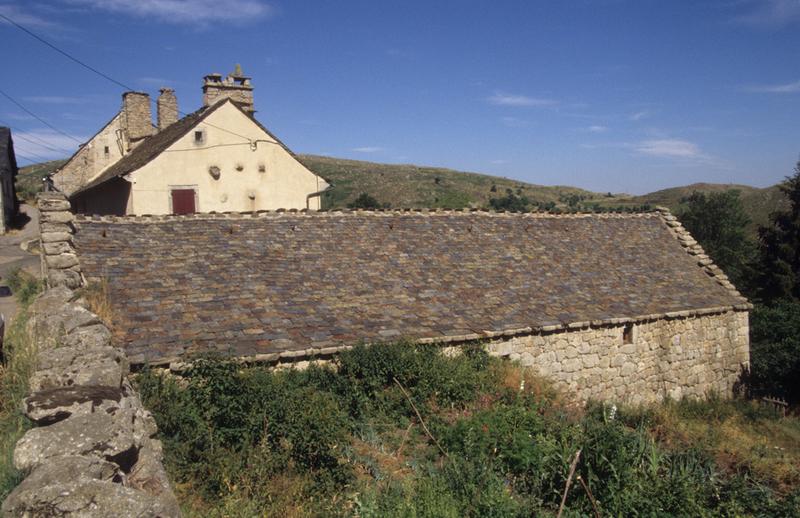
[137, 344, 800, 516]
[5, 268, 42, 307]
[0, 281, 39, 500]
[749, 301, 800, 404]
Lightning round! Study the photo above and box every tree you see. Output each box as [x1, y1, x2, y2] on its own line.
[678, 190, 756, 294]
[488, 193, 531, 212]
[758, 160, 800, 302]
[347, 193, 383, 210]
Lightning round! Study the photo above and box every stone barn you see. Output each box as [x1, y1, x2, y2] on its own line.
[68, 207, 750, 403]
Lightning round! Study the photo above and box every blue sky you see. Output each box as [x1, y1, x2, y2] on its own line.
[0, 0, 798, 194]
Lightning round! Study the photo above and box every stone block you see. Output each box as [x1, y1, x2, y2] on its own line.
[37, 197, 72, 212]
[47, 269, 82, 289]
[582, 353, 600, 368]
[62, 323, 113, 350]
[28, 302, 99, 344]
[13, 409, 141, 473]
[42, 241, 74, 255]
[40, 231, 72, 243]
[40, 222, 72, 235]
[45, 253, 79, 269]
[127, 437, 181, 513]
[40, 211, 74, 224]
[2, 458, 178, 517]
[30, 346, 128, 392]
[23, 385, 129, 425]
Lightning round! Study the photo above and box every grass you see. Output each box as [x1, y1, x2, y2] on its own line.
[77, 279, 115, 328]
[136, 343, 800, 517]
[0, 269, 42, 500]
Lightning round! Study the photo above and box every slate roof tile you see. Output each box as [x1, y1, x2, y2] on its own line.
[73, 211, 747, 365]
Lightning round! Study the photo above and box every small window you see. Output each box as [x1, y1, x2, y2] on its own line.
[194, 130, 205, 144]
[103, 145, 110, 157]
[622, 323, 634, 344]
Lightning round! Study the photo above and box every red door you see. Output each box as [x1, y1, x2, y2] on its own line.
[171, 189, 196, 215]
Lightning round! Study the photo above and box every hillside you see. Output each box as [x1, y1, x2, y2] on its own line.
[16, 157, 785, 232]
[297, 154, 619, 210]
[16, 160, 66, 202]
[623, 182, 787, 233]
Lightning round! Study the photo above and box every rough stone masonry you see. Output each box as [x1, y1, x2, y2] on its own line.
[1, 192, 180, 517]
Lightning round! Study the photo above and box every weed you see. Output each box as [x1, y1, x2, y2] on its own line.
[77, 279, 115, 327]
[0, 276, 40, 500]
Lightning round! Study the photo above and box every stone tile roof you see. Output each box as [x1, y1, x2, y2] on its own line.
[69, 102, 221, 197]
[72, 210, 749, 365]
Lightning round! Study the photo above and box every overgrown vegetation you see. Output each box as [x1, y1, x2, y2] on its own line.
[668, 159, 800, 407]
[0, 269, 41, 500]
[77, 278, 115, 328]
[138, 344, 800, 517]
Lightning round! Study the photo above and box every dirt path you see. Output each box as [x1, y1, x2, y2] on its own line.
[0, 204, 42, 324]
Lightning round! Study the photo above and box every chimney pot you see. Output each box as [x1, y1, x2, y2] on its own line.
[202, 64, 254, 113]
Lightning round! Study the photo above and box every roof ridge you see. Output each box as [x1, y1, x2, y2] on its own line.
[74, 208, 662, 223]
[656, 209, 752, 310]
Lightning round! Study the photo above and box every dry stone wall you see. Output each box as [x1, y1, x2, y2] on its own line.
[486, 310, 749, 404]
[38, 192, 83, 290]
[1, 193, 180, 517]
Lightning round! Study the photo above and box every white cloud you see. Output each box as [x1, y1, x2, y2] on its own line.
[352, 146, 383, 153]
[488, 91, 557, 107]
[743, 79, 800, 93]
[0, 5, 57, 28]
[635, 139, 707, 160]
[734, 0, 800, 28]
[629, 110, 650, 121]
[586, 125, 608, 133]
[64, 0, 274, 25]
[490, 159, 508, 165]
[11, 129, 82, 162]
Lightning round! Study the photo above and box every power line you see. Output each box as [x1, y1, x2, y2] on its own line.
[12, 148, 52, 164]
[0, 13, 132, 92]
[0, 11, 255, 144]
[0, 88, 84, 145]
[0, 120, 74, 154]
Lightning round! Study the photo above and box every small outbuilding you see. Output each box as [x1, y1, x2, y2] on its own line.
[72, 207, 751, 404]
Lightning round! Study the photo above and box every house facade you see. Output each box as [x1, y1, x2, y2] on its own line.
[53, 66, 328, 215]
[0, 128, 19, 233]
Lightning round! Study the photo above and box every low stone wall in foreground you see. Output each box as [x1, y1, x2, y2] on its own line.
[1, 192, 180, 517]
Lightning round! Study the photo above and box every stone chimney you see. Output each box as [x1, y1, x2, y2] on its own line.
[202, 64, 254, 113]
[122, 92, 155, 145]
[157, 88, 178, 131]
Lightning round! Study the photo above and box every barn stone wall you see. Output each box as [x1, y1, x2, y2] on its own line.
[485, 310, 749, 404]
